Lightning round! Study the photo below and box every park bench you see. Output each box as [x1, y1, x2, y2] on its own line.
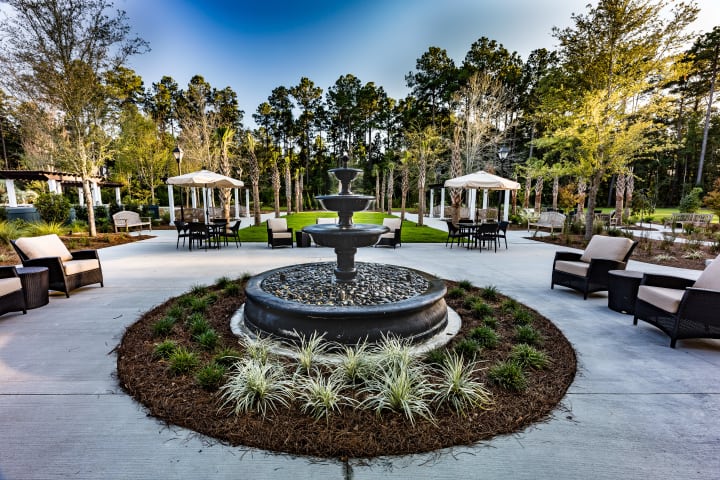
[528, 211, 566, 237]
[663, 213, 714, 231]
[112, 211, 152, 234]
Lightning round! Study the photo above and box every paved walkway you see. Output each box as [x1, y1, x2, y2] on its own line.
[1, 221, 718, 479]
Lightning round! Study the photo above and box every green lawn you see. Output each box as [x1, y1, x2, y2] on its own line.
[593, 207, 717, 223]
[238, 211, 448, 243]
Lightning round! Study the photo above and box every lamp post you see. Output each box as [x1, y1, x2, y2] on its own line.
[173, 146, 184, 220]
[497, 146, 512, 220]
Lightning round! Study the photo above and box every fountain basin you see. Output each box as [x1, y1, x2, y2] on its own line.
[243, 262, 448, 346]
[303, 223, 388, 248]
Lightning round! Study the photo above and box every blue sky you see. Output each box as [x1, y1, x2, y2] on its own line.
[120, 0, 719, 125]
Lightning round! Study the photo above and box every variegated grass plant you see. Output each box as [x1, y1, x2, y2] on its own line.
[432, 352, 492, 415]
[220, 358, 293, 416]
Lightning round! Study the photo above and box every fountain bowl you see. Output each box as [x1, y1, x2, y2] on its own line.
[243, 262, 448, 346]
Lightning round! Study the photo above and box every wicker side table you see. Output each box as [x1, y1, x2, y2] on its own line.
[608, 270, 644, 315]
[16, 266, 49, 309]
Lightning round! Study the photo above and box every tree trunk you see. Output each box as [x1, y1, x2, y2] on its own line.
[380, 172, 386, 213]
[534, 177, 544, 213]
[284, 161, 292, 214]
[696, 43, 718, 186]
[577, 178, 586, 216]
[386, 166, 394, 215]
[614, 173, 626, 224]
[252, 182, 261, 226]
[552, 176, 559, 210]
[524, 176, 532, 209]
[624, 168, 634, 219]
[584, 171, 603, 241]
[84, 179, 96, 237]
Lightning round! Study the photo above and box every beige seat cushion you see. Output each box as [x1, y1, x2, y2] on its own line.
[267, 218, 288, 232]
[580, 235, 634, 263]
[271, 232, 292, 239]
[637, 285, 685, 314]
[0, 277, 22, 296]
[554, 260, 590, 277]
[693, 254, 720, 291]
[382, 218, 402, 230]
[16, 234, 73, 262]
[63, 259, 100, 276]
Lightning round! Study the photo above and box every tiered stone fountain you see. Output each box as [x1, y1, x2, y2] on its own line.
[242, 155, 448, 346]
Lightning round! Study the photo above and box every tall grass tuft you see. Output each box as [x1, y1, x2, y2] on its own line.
[296, 371, 350, 420]
[24, 221, 65, 236]
[488, 360, 527, 392]
[295, 332, 329, 375]
[509, 344, 550, 370]
[334, 341, 375, 385]
[220, 359, 292, 416]
[432, 353, 492, 415]
[359, 364, 436, 426]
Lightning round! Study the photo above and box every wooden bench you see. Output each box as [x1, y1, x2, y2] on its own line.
[112, 211, 152, 234]
[663, 213, 713, 231]
[528, 211, 566, 236]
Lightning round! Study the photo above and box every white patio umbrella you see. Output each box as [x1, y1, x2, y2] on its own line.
[444, 171, 520, 221]
[167, 169, 244, 222]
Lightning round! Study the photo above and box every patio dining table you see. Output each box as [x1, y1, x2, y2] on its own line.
[458, 222, 499, 251]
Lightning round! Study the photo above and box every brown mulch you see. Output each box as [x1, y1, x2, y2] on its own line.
[116, 280, 577, 459]
[531, 232, 716, 271]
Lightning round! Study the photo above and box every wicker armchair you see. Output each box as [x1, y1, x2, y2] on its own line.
[375, 217, 402, 248]
[633, 255, 720, 348]
[0, 266, 26, 316]
[267, 218, 293, 248]
[551, 235, 637, 299]
[11, 234, 103, 298]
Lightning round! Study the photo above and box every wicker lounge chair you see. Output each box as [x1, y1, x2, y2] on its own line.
[633, 255, 720, 348]
[0, 266, 26, 316]
[267, 218, 293, 248]
[11, 234, 103, 298]
[551, 235, 637, 299]
[375, 217, 402, 248]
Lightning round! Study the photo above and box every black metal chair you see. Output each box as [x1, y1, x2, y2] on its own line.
[173, 220, 189, 249]
[495, 220, 509, 249]
[474, 222, 499, 252]
[188, 222, 210, 251]
[633, 257, 720, 348]
[221, 220, 242, 248]
[444, 220, 467, 248]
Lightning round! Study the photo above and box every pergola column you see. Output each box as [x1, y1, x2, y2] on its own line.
[245, 189, 250, 218]
[5, 180, 17, 207]
[168, 185, 175, 223]
[234, 188, 240, 219]
[440, 188, 445, 219]
[77, 187, 84, 206]
[429, 189, 434, 217]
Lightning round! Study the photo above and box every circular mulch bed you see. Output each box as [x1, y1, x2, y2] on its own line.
[117, 279, 577, 459]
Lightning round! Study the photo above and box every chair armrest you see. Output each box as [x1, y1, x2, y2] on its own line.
[640, 273, 695, 290]
[553, 251, 582, 262]
[22, 256, 66, 279]
[678, 287, 720, 324]
[586, 258, 626, 277]
[71, 250, 100, 261]
[287, 227, 294, 234]
[0, 266, 19, 279]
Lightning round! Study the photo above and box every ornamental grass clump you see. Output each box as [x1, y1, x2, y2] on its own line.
[168, 347, 199, 375]
[220, 359, 292, 416]
[513, 308, 534, 326]
[469, 326, 500, 349]
[447, 286, 466, 299]
[457, 280, 474, 290]
[423, 348, 447, 366]
[500, 298, 520, 314]
[359, 364, 435, 426]
[334, 342, 374, 385]
[212, 347, 242, 367]
[195, 328, 220, 350]
[295, 332, 329, 375]
[296, 371, 350, 420]
[453, 338, 481, 359]
[153, 339, 177, 359]
[152, 316, 176, 337]
[376, 335, 413, 373]
[432, 353, 492, 415]
[196, 363, 226, 391]
[463, 295, 482, 309]
[470, 301, 493, 319]
[509, 344, 550, 370]
[488, 360, 527, 392]
[480, 285, 499, 301]
[188, 315, 211, 336]
[483, 316, 498, 329]
[241, 336, 277, 365]
[515, 325, 543, 346]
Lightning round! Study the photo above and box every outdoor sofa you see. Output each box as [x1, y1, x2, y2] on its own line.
[0, 266, 26, 316]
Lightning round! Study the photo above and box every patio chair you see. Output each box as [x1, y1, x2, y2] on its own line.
[173, 220, 189, 249]
[444, 220, 467, 248]
[221, 220, 242, 248]
[551, 235, 637, 299]
[495, 220, 509, 249]
[474, 222, 499, 252]
[0, 266, 26, 316]
[11, 234, 104, 298]
[375, 217, 402, 248]
[267, 218, 293, 248]
[633, 255, 720, 348]
[188, 222, 210, 251]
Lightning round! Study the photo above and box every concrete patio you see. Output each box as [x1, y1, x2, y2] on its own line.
[1, 221, 718, 479]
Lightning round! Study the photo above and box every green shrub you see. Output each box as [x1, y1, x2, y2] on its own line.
[447, 286, 466, 299]
[462, 295, 481, 309]
[488, 361, 527, 392]
[423, 348, 447, 366]
[153, 339, 177, 359]
[500, 298, 520, 313]
[457, 280, 473, 290]
[0, 221, 22, 243]
[223, 282, 240, 296]
[188, 296, 210, 313]
[188, 316, 211, 336]
[679, 187, 703, 213]
[453, 338, 481, 359]
[195, 328, 220, 350]
[168, 347, 199, 375]
[152, 316, 177, 337]
[469, 326, 500, 348]
[34, 193, 71, 223]
[483, 316, 498, 329]
[480, 285, 499, 301]
[513, 308, 534, 326]
[24, 221, 66, 236]
[515, 325, 543, 346]
[215, 276, 233, 289]
[509, 344, 550, 370]
[189, 284, 208, 297]
[471, 301, 493, 318]
[213, 347, 242, 367]
[196, 363, 226, 391]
